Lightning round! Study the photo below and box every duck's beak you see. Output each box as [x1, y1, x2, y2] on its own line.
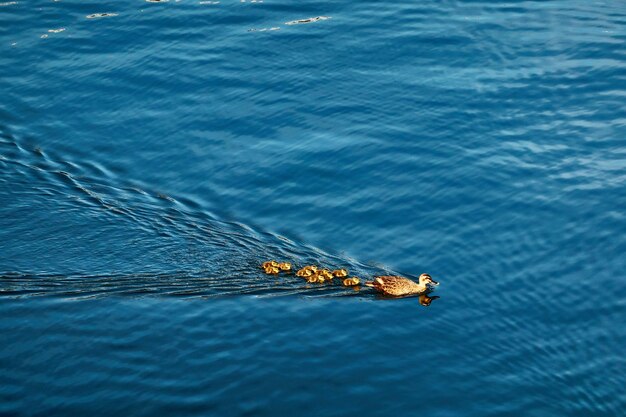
[430, 279, 440, 286]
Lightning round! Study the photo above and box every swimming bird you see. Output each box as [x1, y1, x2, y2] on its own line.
[296, 267, 314, 277]
[332, 269, 348, 278]
[364, 273, 439, 297]
[262, 260, 279, 269]
[278, 262, 292, 272]
[343, 277, 360, 286]
[264, 265, 280, 275]
[319, 269, 334, 280]
[307, 274, 322, 283]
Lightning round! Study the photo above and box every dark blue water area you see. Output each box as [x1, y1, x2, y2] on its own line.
[1, 0, 626, 415]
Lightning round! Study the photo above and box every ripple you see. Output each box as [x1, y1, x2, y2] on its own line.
[247, 27, 280, 33]
[86, 13, 118, 19]
[285, 16, 331, 25]
[0, 128, 423, 300]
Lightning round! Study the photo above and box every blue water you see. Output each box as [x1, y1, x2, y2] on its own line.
[1, 1, 625, 415]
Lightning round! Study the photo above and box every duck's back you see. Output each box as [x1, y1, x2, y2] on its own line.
[367, 276, 422, 296]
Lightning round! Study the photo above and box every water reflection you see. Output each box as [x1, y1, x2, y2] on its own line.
[372, 291, 441, 307]
[419, 294, 440, 307]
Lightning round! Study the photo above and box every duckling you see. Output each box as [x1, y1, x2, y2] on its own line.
[333, 269, 348, 278]
[264, 265, 280, 275]
[319, 269, 333, 280]
[262, 260, 279, 269]
[296, 267, 314, 277]
[278, 262, 292, 272]
[364, 273, 439, 297]
[343, 277, 360, 286]
[307, 275, 320, 283]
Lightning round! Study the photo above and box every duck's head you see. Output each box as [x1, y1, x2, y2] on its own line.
[419, 273, 439, 287]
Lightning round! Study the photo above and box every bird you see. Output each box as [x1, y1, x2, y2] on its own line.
[296, 267, 315, 277]
[365, 273, 439, 297]
[307, 274, 322, 283]
[319, 269, 334, 280]
[343, 277, 360, 286]
[262, 260, 279, 269]
[332, 269, 348, 278]
[263, 265, 280, 275]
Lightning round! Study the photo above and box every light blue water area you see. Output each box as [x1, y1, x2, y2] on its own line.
[1, 1, 625, 415]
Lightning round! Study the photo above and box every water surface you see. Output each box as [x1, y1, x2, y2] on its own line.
[1, 1, 625, 415]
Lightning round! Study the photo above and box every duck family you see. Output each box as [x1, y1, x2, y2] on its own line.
[262, 261, 361, 286]
[261, 260, 439, 297]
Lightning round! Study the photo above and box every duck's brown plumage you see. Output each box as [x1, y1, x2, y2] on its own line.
[364, 275, 426, 296]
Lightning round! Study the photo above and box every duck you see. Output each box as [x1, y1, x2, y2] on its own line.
[296, 267, 314, 277]
[264, 265, 280, 275]
[278, 262, 292, 272]
[307, 274, 322, 283]
[319, 269, 334, 280]
[364, 273, 439, 297]
[262, 260, 279, 269]
[343, 277, 360, 286]
[332, 269, 348, 278]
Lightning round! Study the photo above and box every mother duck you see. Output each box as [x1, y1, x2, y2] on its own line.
[365, 273, 439, 297]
